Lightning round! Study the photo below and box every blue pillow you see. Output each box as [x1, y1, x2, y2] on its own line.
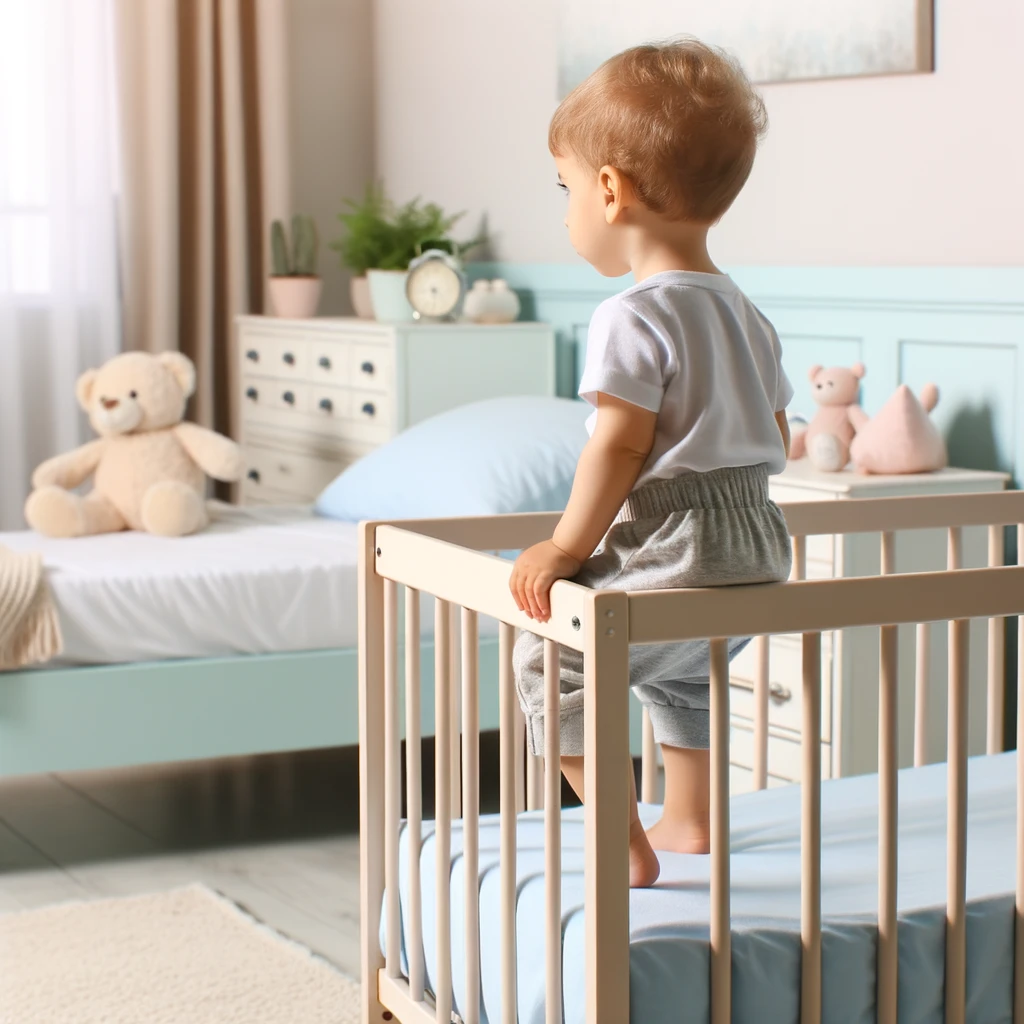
[315, 396, 591, 521]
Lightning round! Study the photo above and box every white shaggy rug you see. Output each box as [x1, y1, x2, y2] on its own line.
[0, 884, 361, 1023]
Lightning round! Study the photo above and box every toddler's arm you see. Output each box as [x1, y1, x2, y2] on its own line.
[510, 393, 656, 621]
[775, 410, 791, 458]
[553, 393, 657, 562]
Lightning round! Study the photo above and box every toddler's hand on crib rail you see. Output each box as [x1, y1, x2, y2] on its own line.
[510, 541, 581, 623]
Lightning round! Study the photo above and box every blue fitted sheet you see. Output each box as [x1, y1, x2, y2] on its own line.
[385, 753, 1017, 1023]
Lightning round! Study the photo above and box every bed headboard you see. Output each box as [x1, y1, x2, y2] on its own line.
[468, 263, 1024, 490]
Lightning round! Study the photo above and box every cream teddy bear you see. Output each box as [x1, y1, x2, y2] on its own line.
[25, 351, 245, 538]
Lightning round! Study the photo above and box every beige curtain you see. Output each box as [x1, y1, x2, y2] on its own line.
[114, 0, 290, 439]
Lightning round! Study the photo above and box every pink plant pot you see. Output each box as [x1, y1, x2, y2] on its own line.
[267, 276, 322, 318]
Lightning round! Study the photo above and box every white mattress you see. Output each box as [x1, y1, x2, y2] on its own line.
[1, 504, 360, 666]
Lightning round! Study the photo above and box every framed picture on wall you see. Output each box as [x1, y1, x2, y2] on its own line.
[557, 0, 934, 96]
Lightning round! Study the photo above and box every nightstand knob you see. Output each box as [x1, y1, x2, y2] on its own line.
[282, 390, 295, 405]
[319, 397, 333, 413]
[247, 469, 260, 483]
[245, 387, 258, 401]
[318, 356, 331, 370]
[246, 349, 259, 362]
[283, 352, 295, 366]
[361, 402, 376, 417]
[360, 361, 375, 375]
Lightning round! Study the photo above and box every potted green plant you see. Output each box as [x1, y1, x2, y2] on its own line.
[331, 183, 483, 321]
[267, 215, 321, 319]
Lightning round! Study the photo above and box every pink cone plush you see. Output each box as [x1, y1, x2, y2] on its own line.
[849, 384, 947, 475]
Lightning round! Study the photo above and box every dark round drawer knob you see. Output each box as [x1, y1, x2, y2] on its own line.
[282, 391, 295, 405]
[245, 349, 259, 362]
[319, 397, 333, 413]
[318, 356, 331, 370]
[247, 469, 260, 483]
[245, 387, 258, 401]
[283, 352, 295, 366]
[361, 361, 375, 375]
[361, 402, 375, 417]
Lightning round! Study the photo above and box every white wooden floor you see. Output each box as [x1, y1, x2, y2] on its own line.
[0, 748, 366, 977]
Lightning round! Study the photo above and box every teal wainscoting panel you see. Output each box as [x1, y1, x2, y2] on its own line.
[467, 263, 1024, 485]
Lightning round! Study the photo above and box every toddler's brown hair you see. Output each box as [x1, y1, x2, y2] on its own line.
[549, 38, 767, 223]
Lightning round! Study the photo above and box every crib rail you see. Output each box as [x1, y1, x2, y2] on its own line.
[360, 490, 1024, 1024]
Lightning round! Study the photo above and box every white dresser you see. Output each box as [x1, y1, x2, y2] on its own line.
[234, 316, 557, 505]
[727, 462, 1009, 792]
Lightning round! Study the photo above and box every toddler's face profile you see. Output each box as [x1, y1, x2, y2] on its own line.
[554, 154, 630, 278]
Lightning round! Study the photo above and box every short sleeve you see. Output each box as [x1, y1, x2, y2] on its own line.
[776, 365, 795, 412]
[578, 298, 667, 413]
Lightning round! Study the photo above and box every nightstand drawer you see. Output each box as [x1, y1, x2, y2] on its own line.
[730, 717, 831, 783]
[243, 445, 343, 500]
[351, 343, 394, 392]
[729, 633, 832, 741]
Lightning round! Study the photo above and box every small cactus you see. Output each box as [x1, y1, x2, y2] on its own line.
[269, 215, 319, 277]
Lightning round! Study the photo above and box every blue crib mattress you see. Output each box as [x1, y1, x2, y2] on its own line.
[385, 752, 1017, 1023]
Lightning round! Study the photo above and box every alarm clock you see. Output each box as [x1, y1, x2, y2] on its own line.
[405, 248, 467, 321]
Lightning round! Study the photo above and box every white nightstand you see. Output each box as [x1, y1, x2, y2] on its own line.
[234, 316, 557, 504]
[728, 462, 1009, 791]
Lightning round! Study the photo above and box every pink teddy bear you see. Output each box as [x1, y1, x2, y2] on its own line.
[790, 363, 868, 472]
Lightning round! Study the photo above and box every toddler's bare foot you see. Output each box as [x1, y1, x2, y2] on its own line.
[629, 818, 661, 887]
[646, 816, 711, 855]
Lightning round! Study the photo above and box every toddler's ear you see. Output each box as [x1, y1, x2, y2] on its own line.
[851, 362, 866, 380]
[807, 365, 823, 383]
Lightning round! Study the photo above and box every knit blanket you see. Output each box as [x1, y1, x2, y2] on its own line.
[0, 546, 62, 670]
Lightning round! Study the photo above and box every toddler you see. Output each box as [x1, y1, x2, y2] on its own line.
[509, 38, 793, 888]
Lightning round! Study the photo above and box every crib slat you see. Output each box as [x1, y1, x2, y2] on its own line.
[462, 608, 481, 1024]
[801, 631, 822, 1024]
[710, 637, 731, 1024]
[752, 634, 770, 791]
[516, 684, 527, 815]
[1016, 525, 1024, 1024]
[434, 599, 453, 1024]
[988, 525, 1006, 754]
[878, 622, 899, 1023]
[528, 751, 544, 811]
[405, 587, 425, 1002]
[641, 708, 658, 803]
[544, 639, 562, 1024]
[915, 622, 930, 767]
[946, 617, 969, 1024]
[384, 580, 402, 978]
[450, 610, 462, 819]
[499, 622, 519, 1023]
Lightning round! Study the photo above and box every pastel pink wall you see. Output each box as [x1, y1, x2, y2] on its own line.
[375, 0, 1024, 266]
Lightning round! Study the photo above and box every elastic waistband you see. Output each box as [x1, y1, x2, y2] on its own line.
[615, 465, 771, 523]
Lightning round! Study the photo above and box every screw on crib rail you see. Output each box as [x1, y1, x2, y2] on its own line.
[571, 616, 581, 630]
[376, 547, 382, 556]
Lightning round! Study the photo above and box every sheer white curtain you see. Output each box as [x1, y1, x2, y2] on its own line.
[0, 0, 121, 530]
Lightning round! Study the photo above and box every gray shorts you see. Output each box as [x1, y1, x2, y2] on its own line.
[513, 464, 792, 756]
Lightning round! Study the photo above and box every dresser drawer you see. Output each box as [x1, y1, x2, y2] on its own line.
[241, 377, 310, 416]
[308, 383, 353, 422]
[729, 634, 832, 741]
[243, 445, 344, 500]
[351, 343, 394, 393]
[241, 482, 304, 506]
[351, 388, 393, 428]
[308, 340, 350, 387]
[730, 717, 831, 783]
[240, 331, 310, 379]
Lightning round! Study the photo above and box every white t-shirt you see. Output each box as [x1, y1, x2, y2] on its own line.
[578, 270, 793, 486]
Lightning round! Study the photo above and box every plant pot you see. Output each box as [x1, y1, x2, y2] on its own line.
[367, 269, 415, 322]
[267, 276, 322, 318]
[350, 276, 374, 319]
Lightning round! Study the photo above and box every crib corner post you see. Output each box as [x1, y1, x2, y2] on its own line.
[358, 521, 388, 1023]
[583, 589, 631, 1024]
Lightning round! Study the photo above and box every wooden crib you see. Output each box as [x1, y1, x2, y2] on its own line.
[358, 490, 1024, 1024]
